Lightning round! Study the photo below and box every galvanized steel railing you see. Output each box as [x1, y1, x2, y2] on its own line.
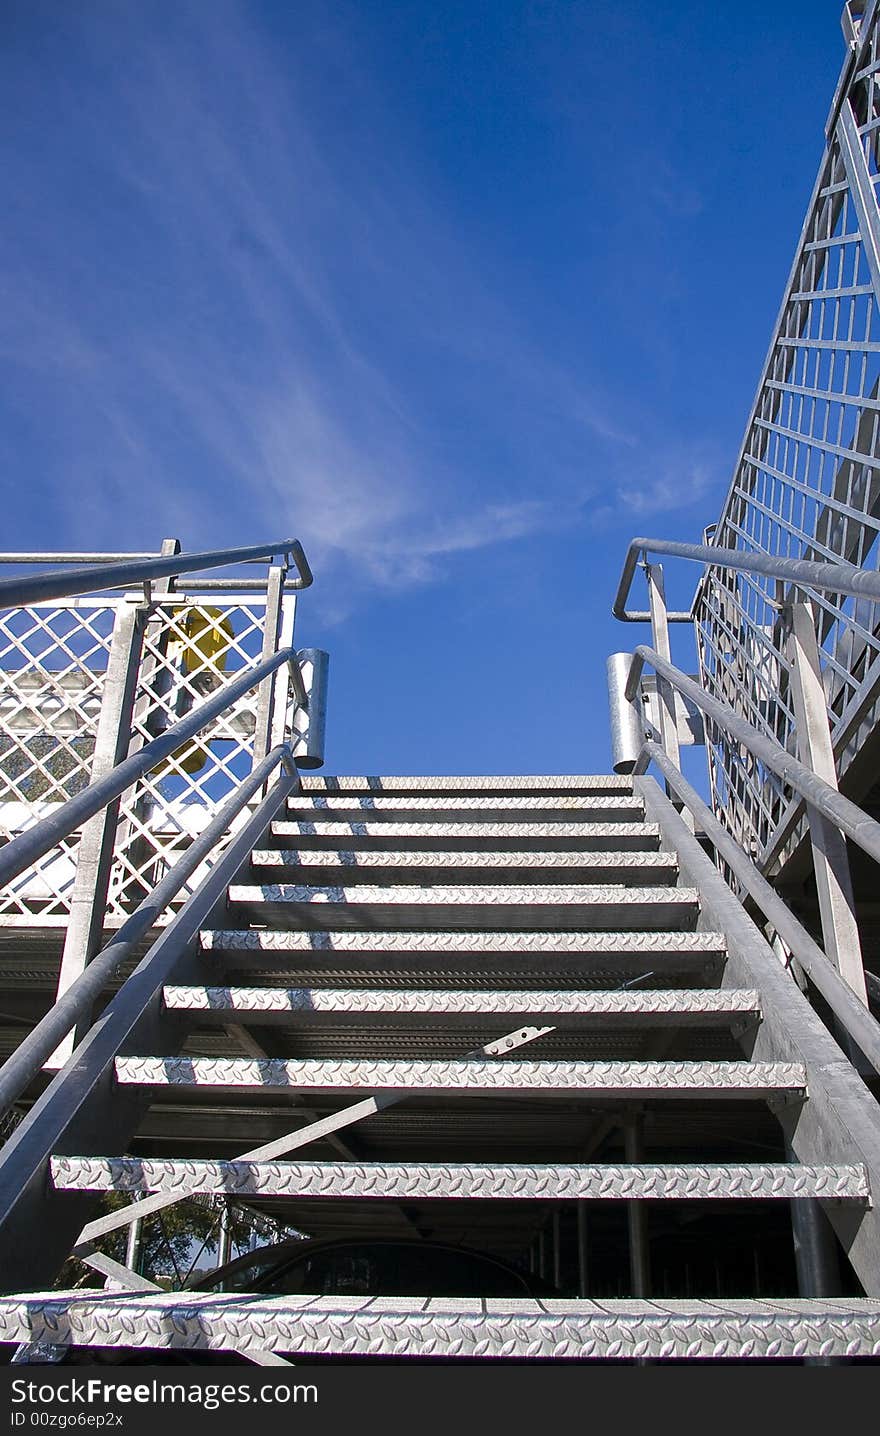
[609, 7, 880, 1054]
[0, 538, 320, 928]
[0, 535, 323, 1100]
[613, 638, 880, 1072]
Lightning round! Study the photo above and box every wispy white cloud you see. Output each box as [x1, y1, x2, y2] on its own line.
[613, 442, 722, 518]
[0, 0, 625, 603]
[0, 0, 732, 635]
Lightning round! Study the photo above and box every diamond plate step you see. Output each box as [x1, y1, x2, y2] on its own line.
[2, 1291, 878, 1360]
[114, 1056, 805, 1098]
[299, 775, 635, 794]
[163, 984, 759, 1027]
[285, 795, 645, 820]
[249, 849, 678, 886]
[226, 885, 699, 931]
[200, 929, 725, 958]
[270, 820, 660, 852]
[51, 1157, 869, 1202]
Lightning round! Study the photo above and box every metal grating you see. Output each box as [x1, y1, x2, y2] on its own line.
[0, 594, 297, 921]
[695, 4, 880, 866]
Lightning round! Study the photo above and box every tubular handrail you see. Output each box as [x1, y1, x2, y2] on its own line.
[0, 762, 300, 1244]
[0, 645, 307, 889]
[613, 535, 880, 623]
[0, 538, 312, 608]
[626, 644, 880, 870]
[0, 744, 296, 1116]
[641, 740, 880, 1076]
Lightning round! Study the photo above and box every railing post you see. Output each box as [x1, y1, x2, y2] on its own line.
[251, 565, 286, 767]
[48, 600, 147, 1066]
[646, 563, 693, 827]
[268, 593, 298, 756]
[785, 598, 868, 1006]
[113, 537, 181, 910]
[646, 564, 681, 775]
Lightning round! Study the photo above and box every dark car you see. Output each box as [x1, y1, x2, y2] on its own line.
[14, 1237, 555, 1366]
[188, 1234, 556, 1300]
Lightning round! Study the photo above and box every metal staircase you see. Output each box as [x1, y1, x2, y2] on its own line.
[6, 0, 880, 1368]
[2, 771, 880, 1362]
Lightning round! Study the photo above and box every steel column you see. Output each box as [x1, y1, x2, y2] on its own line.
[577, 1203, 589, 1297]
[552, 1209, 562, 1291]
[217, 1200, 233, 1269]
[625, 1114, 651, 1297]
[646, 564, 681, 776]
[251, 566, 285, 766]
[786, 599, 868, 1005]
[788, 1145, 841, 1300]
[268, 594, 298, 756]
[124, 1206, 143, 1276]
[50, 601, 146, 1065]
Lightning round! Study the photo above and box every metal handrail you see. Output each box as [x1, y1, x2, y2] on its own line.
[0, 744, 296, 1115]
[0, 538, 313, 608]
[0, 762, 300, 1250]
[0, 645, 307, 889]
[613, 535, 880, 623]
[641, 740, 880, 1077]
[626, 644, 880, 870]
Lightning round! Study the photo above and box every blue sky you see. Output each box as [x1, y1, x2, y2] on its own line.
[0, 0, 846, 774]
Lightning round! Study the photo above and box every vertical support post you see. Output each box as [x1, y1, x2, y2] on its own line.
[268, 594, 298, 756]
[646, 563, 693, 830]
[625, 1114, 651, 1297]
[790, 1199, 840, 1298]
[48, 601, 147, 1066]
[574, 1206, 585, 1298]
[537, 1227, 548, 1282]
[217, 1199, 233, 1269]
[125, 1208, 143, 1276]
[786, 598, 868, 1005]
[251, 566, 286, 767]
[112, 537, 181, 907]
[646, 563, 681, 775]
[576, 1203, 589, 1297]
[552, 1209, 562, 1291]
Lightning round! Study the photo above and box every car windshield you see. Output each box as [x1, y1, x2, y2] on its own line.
[196, 1242, 532, 1297]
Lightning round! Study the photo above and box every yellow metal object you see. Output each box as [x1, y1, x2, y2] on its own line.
[153, 606, 235, 776]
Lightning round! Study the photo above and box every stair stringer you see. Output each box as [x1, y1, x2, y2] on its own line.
[638, 775, 880, 1291]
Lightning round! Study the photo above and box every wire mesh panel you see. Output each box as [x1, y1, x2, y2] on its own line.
[696, 7, 880, 865]
[0, 601, 116, 917]
[107, 596, 291, 919]
[0, 592, 296, 923]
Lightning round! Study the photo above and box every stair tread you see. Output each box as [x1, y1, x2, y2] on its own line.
[271, 820, 659, 841]
[3, 1292, 878, 1360]
[299, 775, 634, 792]
[114, 1055, 806, 1095]
[163, 984, 759, 1020]
[50, 1156, 869, 1200]
[200, 929, 726, 953]
[285, 796, 644, 813]
[227, 884, 699, 932]
[250, 849, 676, 876]
[229, 883, 694, 903]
